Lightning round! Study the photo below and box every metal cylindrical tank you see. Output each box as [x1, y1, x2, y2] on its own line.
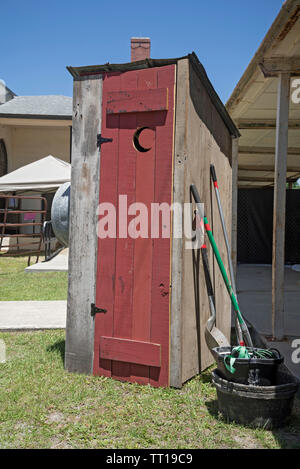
[51, 182, 70, 247]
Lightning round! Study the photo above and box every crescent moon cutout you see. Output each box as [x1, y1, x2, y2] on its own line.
[133, 127, 152, 153]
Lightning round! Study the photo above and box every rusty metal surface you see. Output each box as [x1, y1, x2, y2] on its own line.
[0, 194, 47, 265]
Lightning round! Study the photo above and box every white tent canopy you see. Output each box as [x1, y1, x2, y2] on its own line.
[0, 156, 71, 192]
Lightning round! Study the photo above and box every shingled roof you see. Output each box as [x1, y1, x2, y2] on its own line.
[0, 95, 72, 119]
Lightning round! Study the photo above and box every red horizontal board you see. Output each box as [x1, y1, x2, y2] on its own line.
[106, 88, 168, 114]
[99, 336, 161, 367]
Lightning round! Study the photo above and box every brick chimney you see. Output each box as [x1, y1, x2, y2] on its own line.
[131, 37, 151, 62]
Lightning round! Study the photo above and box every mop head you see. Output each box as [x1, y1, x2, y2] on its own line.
[224, 346, 280, 374]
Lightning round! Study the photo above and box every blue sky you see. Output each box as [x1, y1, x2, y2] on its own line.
[1, 0, 284, 103]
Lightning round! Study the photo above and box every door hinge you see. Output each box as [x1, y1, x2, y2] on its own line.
[97, 134, 113, 148]
[91, 303, 107, 317]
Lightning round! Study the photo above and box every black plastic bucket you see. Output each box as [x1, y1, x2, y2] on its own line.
[211, 346, 284, 386]
[212, 368, 299, 429]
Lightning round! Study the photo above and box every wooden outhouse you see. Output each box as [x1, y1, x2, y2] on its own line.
[66, 51, 239, 388]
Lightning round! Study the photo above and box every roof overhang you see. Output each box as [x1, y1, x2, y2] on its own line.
[226, 0, 300, 188]
[67, 52, 240, 139]
[0, 116, 71, 127]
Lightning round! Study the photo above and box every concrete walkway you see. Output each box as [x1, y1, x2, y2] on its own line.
[25, 249, 68, 273]
[0, 301, 67, 330]
[237, 264, 300, 380]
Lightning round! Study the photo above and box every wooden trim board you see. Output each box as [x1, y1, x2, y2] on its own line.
[106, 88, 168, 114]
[65, 75, 103, 374]
[170, 59, 189, 388]
[99, 337, 161, 367]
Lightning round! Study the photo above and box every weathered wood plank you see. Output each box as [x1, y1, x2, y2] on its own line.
[106, 88, 168, 114]
[149, 65, 175, 388]
[180, 61, 232, 384]
[237, 119, 300, 130]
[130, 68, 156, 385]
[99, 336, 161, 367]
[111, 79, 137, 382]
[239, 175, 300, 183]
[94, 72, 121, 378]
[239, 165, 300, 172]
[238, 176, 276, 182]
[170, 59, 188, 388]
[65, 75, 102, 374]
[239, 146, 300, 155]
[231, 137, 239, 278]
[272, 73, 291, 340]
[260, 57, 300, 77]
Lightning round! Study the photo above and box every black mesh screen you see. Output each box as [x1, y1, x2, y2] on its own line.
[237, 189, 300, 264]
[285, 190, 300, 264]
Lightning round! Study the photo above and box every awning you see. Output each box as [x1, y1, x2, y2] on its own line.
[226, 0, 300, 188]
[0, 155, 71, 192]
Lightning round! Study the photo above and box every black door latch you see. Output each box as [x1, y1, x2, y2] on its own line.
[97, 134, 113, 148]
[91, 303, 107, 317]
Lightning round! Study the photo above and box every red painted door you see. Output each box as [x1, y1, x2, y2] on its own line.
[94, 65, 175, 387]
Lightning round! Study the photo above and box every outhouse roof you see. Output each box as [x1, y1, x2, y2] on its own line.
[67, 52, 240, 139]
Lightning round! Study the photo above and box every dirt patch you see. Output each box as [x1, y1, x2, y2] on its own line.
[50, 437, 73, 449]
[14, 421, 33, 436]
[45, 411, 65, 425]
[232, 434, 263, 449]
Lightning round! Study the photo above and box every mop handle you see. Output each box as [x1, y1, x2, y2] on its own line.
[210, 164, 237, 295]
[190, 185, 247, 330]
[210, 164, 244, 345]
[203, 218, 245, 326]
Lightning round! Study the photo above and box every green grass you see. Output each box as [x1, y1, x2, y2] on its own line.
[0, 256, 67, 300]
[0, 330, 299, 449]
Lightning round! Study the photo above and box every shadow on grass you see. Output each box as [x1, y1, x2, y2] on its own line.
[198, 371, 214, 385]
[205, 399, 219, 418]
[205, 381, 300, 448]
[271, 397, 300, 449]
[47, 340, 65, 364]
[201, 370, 219, 418]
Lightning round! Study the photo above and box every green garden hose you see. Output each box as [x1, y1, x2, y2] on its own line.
[224, 346, 280, 374]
